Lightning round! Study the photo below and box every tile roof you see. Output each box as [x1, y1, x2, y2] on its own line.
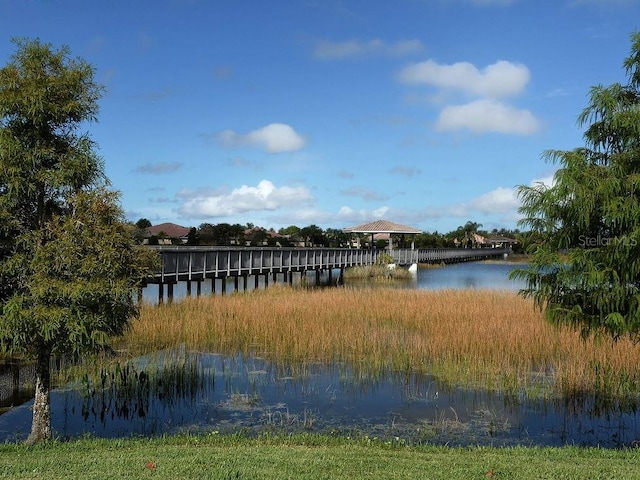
[343, 219, 422, 234]
[145, 222, 191, 238]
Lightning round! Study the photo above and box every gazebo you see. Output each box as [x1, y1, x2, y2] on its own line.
[343, 219, 423, 250]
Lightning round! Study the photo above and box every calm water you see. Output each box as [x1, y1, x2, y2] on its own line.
[3, 261, 640, 447]
[142, 259, 527, 302]
[416, 261, 526, 291]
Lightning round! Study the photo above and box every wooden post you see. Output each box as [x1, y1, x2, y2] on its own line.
[158, 283, 164, 304]
[167, 283, 174, 304]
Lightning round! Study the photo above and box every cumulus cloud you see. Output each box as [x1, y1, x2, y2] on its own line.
[216, 123, 306, 153]
[177, 180, 313, 218]
[530, 174, 555, 188]
[436, 99, 540, 135]
[335, 205, 391, 223]
[398, 59, 530, 99]
[470, 186, 520, 213]
[398, 58, 540, 136]
[314, 38, 424, 59]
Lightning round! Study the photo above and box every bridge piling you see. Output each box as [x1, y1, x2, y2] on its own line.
[144, 246, 509, 301]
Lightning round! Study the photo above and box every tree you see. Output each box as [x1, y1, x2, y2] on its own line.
[324, 228, 349, 248]
[300, 224, 325, 247]
[449, 221, 484, 248]
[197, 222, 216, 245]
[513, 32, 640, 340]
[0, 39, 153, 444]
[135, 218, 151, 229]
[186, 226, 199, 245]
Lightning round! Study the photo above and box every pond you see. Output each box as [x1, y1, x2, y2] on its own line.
[1, 350, 639, 447]
[3, 261, 640, 447]
[415, 261, 526, 291]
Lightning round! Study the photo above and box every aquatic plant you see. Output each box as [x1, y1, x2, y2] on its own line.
[116, 287, 640, 403]
[78, 352, 205, 426]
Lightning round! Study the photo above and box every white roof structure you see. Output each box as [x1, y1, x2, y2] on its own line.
[343, 220, 422, 250]
[343, 219, 422, 235]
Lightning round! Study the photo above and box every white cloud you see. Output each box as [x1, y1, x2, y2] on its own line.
[334, 205, 390, 223]
[314, 39, 424, 59]
[436, 99, 540, 135]
[470, 187, 520, 213]
[177, 180, 313, 218]
[216, 123, 306, 153]
[398, 59, 530, 99]
[530, 174, 555, 188]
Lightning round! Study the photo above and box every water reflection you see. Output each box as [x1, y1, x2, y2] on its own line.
[1, 352, 639, 447]
[416, 262, 525, 291]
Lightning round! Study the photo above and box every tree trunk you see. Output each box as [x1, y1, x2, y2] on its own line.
[25, 352, 51, 445]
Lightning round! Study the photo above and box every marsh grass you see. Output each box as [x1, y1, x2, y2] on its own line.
[343, 264, 414, 281]
[115, 286, 640, 402]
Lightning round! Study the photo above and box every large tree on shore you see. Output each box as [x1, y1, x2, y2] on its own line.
[513, 32, 640, 340]
[0, 38, 153, 444]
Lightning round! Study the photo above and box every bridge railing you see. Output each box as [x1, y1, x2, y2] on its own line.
[147, 246, 381, 283]
[391, 248, 511, 265]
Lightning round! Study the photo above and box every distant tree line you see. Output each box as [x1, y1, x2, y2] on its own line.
[132, 218, 526, 253]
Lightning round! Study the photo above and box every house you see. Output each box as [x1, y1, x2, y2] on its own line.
[485, 235, 517, 249]
[144, 223, 191, 245]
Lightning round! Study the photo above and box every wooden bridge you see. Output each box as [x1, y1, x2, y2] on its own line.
[391, 247, 511, 265]
[145, 246, 511, 302]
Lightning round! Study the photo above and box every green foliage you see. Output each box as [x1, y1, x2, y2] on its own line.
[513, 32, 640, 340]
[0, 38, 153, 356]
[0, 190, 155, 357]
[0, 38, 155, 442]
[135, 218, 151, 229]
[375, 252, 394, 265]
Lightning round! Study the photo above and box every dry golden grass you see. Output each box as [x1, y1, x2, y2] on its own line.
[118, 286, 640, 399]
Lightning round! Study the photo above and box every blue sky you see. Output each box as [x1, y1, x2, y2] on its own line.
[2, 0, 639, 233]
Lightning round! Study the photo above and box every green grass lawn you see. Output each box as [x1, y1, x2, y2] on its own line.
[1, 434, 639, 479]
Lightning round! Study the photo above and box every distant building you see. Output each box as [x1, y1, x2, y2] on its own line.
[144, 222, 191, 244]
[485, 235, 517, 249]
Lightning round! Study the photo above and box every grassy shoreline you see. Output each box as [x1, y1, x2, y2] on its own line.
[2, 433, 640, 479]
[4, 286, 640, 476]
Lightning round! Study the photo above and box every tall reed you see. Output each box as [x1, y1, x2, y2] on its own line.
[117, 286, 640, 400]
